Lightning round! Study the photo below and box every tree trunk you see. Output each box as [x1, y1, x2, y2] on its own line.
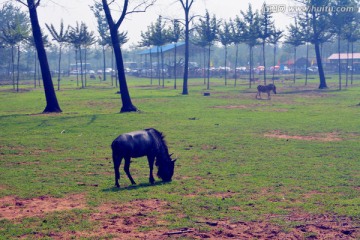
[305, 43, 309, 86]
[102, 45, 106, 81]
[150, 48, 153, 85]
[312, 10, 327, 89]
[115, 49, 118, 87]
[272, 44, 276, 84]
[182, 8, 189, 95]
[79, 47, 84, 88]
[203, 47, 206, 85]
[161, 46, 164, 88]
[293, 46, 297, 83]
[27, 0, 62, 113]
[263, 41, 266, 85]
[111, 47, 114, 86]
[110, 27, 137, 112]
[315, 41, 327, 89]
[346, 40, 349, 87]
[57, 45, 62, 90]
[17, 45, 20, 92]
[84, 47, 87, 87]
[11, 45, 15, 90]
[351, 41, 354, 85]
[249, 46, 253, 88]
[337, 35, 341, 90]
[75, 49, 79, 86]
[174, 43, 177, 89]
[207, 45, 211, 90]
[224, 45, 227, 86]
[234, 44, 239, 87]
[34, 51, 37, 88]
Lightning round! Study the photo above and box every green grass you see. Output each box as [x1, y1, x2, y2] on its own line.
[0, 74, 359, 238]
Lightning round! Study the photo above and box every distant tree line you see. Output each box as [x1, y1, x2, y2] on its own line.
[0, 0, 359, 113]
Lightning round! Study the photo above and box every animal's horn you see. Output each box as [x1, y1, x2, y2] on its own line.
[172, 158, 177, 162]
[169, 153, 174, 157]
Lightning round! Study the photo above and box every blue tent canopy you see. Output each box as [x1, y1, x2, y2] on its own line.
[137, 42, 186, 55]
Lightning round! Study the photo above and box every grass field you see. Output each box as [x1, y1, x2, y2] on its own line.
[0, 75, 359, 239]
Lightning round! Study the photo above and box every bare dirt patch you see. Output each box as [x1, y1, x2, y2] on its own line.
[212, 105, 250, 109]
[1, 145, 57, 157]
[161, 213, 359, 239]
[212, 104, 288, 112]
[0, 194, 86, 220]
[71, 199, 172, 239]
[264, 130, 343, 142]
[4, 193, 358, 239]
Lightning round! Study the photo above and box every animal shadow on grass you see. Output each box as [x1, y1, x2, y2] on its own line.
[102, 181, 172, 192]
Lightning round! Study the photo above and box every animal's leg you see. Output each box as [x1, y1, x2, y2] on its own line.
[147, 156, 155, 184]
[112, 152, 122, 188]
[268, 92, 271, 100]
[124, 157, 136, 185]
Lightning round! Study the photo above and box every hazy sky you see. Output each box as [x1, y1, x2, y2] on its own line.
[4, 0, 296, 48]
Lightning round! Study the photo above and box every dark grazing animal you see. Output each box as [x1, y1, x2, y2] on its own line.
[256, 84, 277, 100]
[111, 128, 176, 188]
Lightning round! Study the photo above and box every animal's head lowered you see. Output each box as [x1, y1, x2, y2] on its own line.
[272, 84, 277, 94]
[157, 153, 176, 182]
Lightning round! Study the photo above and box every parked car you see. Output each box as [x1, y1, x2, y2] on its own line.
[307, 66, 318, 72]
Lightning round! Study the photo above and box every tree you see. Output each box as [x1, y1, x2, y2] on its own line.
[1, 17, 30, 91]
[149, 15, 169, 87]
[298, 11, 312, 86]
[101, 0, 155, 112]
[241, 4, 260, 88]
[140, 27, 154, 84]
[82, 26, 96, 87]
[259, 3, 274, 85]
[110, 32, 129, 87]
[67, 22, 95, 88]
[67, 22, 84, 88]
[219, 19, 233, 86]
[45, 20, 69, 91]
[27, 33, 49, 88]
[192, 29, 208, 85]
[297, 0, 332, 89]
[286, 17, 304, 83]
[343, 15, 360, 85]
[91, 2, 110, 81]
[232, 16, 245, 87]
[178, 0, 195, 95]
[329, 0, 358, 90]
[0, 3, 27, 80]
[15, 0, 62, 113]
[91, 2, 128, 86]
[168, 19, 183, 89]
[267, 26, 283, 84]
[196, 10, 218, 90]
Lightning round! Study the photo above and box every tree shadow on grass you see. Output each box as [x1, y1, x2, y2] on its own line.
[102, 181, 172, 192]
[279, 88, 341, 95]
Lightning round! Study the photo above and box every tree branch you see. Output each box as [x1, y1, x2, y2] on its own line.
[179, 0, 185, 10]
[115, 0, 128, 29]
[15, 0, 28, 7]
[115, 0, 156, 29]
[189, 14, 200, 22]
[189, 0, 195, 9]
